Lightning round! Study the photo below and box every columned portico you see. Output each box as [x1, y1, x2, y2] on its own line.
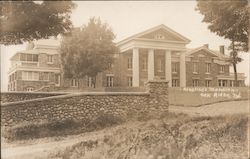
[116, 24, 191, 88]
[180, 52, 186, 87]
[148, 49, 155, 80]
[165, 50, 172, 87]
[132, 48, 140, 87]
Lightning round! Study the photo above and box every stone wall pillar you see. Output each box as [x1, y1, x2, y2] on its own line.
[145, 80, 169, 112]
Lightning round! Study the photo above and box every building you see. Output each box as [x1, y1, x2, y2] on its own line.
[8, 24, 246, 91]
[8, 39, 61, 91]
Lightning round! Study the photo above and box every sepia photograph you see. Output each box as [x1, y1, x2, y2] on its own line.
[0, 1, 249, 159]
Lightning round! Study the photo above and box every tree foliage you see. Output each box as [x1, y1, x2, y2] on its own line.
[196, 0, 249, 52]
[0, 1, 76, 45]
[196, 0, 249, 86]
[60, 17, 118, 86]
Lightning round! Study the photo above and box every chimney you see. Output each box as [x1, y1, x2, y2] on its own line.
[26, 42, 34, 50]
[219, 45, 225, 54]
[203, 44, 209, 49]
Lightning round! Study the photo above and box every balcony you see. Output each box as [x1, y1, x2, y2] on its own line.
[8, 61, 39, 73]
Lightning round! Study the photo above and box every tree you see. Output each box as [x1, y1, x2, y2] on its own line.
[0, 1, 76, 45]
[196, 0, 249, 86]
[60, 17, 118, 88]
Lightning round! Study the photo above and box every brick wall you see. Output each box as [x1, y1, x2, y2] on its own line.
[186, 50, 230, 87]
[1, 81, 169, 127]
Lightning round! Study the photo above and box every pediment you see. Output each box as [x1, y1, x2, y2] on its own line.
[117, 24, 190, 47]
[138, 28, 186, 42]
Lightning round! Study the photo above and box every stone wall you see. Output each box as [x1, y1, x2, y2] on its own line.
[1, 92, 66, 103]
[1, 81, 169, 127]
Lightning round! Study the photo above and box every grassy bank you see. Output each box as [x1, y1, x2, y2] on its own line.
[40, 113, 248, 159]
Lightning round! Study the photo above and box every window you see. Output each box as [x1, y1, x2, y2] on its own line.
[106, 76, 114, 87]
[154, 34, 165, 40]
[206, 63, 211, 73]
[229, 80, 234, 87]
[48, 55, 53, 63]
[172, 79, 178, 87]
[172, 62, 178, 73]
[142, 57, 147, 71]
[71, 79, 78, 87]
[128, 76, 133, 87]
[128, 57, 132, 69]
[55, 74, 60, 86]
[26, 87, 34, 92]
[220, 65, 225, 73]
[108, 63, 113, 69]
[218, 80, 227, 87]
[193, 62, 198, 73]
[157, 59, 164, 72]
[43, 72, 49, 81]
[205, 80, 211, 87]
[22, 71, 39, 80]
[87, 76, 95, 88]
[20, 54, 38, 62]
[192, 79, 199, 87]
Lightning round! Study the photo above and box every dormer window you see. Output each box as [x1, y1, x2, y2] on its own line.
[154, 34, 165, 40]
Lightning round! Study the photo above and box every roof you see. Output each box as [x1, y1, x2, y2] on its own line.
[116, 24, 191, 46]
[186, 46, 230, 59]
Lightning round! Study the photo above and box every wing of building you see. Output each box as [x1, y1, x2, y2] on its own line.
[8, 24, 246, 92]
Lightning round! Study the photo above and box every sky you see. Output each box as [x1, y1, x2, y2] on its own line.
[1, 1, 249, 91]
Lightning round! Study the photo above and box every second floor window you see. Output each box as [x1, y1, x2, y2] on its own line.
[20, 54, 38, 62]
[48, 55, 53, 63]
[172, 62, 178, 73]
[193, 62, 198, 73]
[128, 57, 132, 69]
[220, 65, 225, 73]
[206, 63, 211, 73]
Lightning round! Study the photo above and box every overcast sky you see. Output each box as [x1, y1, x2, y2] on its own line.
[1, 1, 249, 91]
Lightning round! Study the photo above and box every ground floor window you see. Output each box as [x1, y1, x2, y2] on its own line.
[192, 79, 199, 87]
[128, 76, 133, 87]
[55, 74, 60, 86]
[205, 80, 211, 87]
[71, 79, 78, 87]
[22, 71, 39, 81]
[87, 76, 95, 88]
[172, 79, 178, 87]
[218, 80, 227, 87]
[229, 80, 234, 87]
[106, 76, 114, 87]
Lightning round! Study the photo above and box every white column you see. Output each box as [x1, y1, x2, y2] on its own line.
[180, 52, 186, 87]
[132, 48, 140, 87]
[165, 50, 172, 87]
[148, 49, 154, 81]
